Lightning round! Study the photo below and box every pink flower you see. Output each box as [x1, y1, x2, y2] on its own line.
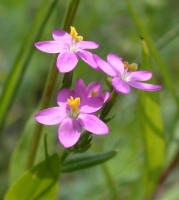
[34, 88, 108, 148]
[35, 26, 99, 73]
[94, 53, 162, 94]
[74, 78, 110, 103]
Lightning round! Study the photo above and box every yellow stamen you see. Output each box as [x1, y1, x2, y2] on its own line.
[124, 61, 130, 69]
[129, 63, 138, 71]
[91, 90, 98, 97]
[124, 61, 138, 72]
[70, 26, 83, 42]
[67, 96, 80, 108]
[75, 36, 83, 42]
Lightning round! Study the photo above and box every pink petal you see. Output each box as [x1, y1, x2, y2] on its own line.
[57, 51, 78, 73]
[52, 29, 71, 42]
[128, 80, 162, 91]
[34, 41, 64, 53]
[107, 53, 124, 75]
[34, 107, 67, 125]
[74, 78, 87, 99]
[86, 81, 102, 97]
[128, 71, 152, 81]
[57, 88, 75, 107]
[112, 77, 130, 94]
[93, 54, 119, 77]
[101, 91, 110, 103]
[79, 97, 104, 113]
[77, 41, 99, 49]
[78, 114, 108, 134]
[77, 50, 99, 70]
[59, 118, 82, 148]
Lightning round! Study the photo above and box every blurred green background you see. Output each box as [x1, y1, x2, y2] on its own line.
[1, 0, 179, 199]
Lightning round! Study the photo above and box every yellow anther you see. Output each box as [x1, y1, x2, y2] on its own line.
[129, 63, 138, 71]
[70, 26, 78, 39]
[67, 96, 80, 108]
[70, 26, 83, 42]
[124, 61, 138, 72]
[124, 61, 130, 69]
[91, 90, 98, 97]
[75, 36, 83, 42]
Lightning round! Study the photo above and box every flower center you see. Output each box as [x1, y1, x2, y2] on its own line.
[91, 90, 98, 97]
[67, 96, 80, 118]
[67, 26, 83, 52]
[120, 61, 138, 82]
[70, 26, 83, 42]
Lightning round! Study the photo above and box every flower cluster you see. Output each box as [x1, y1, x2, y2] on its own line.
[35, 81, 109, 148]
[34, 26, 162, 148]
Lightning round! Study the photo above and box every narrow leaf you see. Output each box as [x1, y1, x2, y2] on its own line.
[9, 115, 54, 184]
[61, 150, 117, 172]
[138, 39, 165, 197]
[125, 0, 179, 107]
[0, 0, 59, 133]
[5, 154, 61, 200]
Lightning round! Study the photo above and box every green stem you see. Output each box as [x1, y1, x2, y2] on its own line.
[26, 0, 80, 169]
[0, 0, 59, 134]
[61, 150, 69, 163]
[102, 164, 118, 200]
[99, 89, 118, 120]
[26, 56, 58, 169]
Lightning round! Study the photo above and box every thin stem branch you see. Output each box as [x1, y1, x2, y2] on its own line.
[61, 150, 69, 163]
[99, 89, 118, 120]
[102, 164, 118, 200]
[26, 0, 80, 169]
[159, 150, 179, 184]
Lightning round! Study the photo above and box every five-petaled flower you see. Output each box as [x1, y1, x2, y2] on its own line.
[74, 78, 110, 103]
[35, 26, 99, 73]
[34, 88, 108, 148]
[94, 53, 162, 94]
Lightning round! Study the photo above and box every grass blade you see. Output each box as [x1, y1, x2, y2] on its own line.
[0, 0, 59, 133]
[138, 38, 165, 198]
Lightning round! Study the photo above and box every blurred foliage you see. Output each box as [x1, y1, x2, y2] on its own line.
[1, 0, 179, 199]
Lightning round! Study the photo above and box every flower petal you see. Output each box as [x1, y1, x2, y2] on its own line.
[52, 29, 71, 42]
[101, 91, 110, 103]
[34, 107, 67, 125]
[86, 81, 102, 97]
[79, 97, 104, 113]
[93, 54, 119, 77]
[128, 80, 162, 91]
[78, 114, 108, 134]
[74, 78, 87, 99]
[57, 51, 78, 73]
[77, 50, 100, 70]
[34, 41, 64, 53]
[59, 118, 82, 148]
[57, 88, 75, 107]
[107, 53, 124, 75]
[128, 71, 152, 81]
[112, 77, 130, 94]
[77, 41, 99, 49]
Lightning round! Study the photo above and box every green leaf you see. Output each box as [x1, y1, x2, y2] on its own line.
[9, 115, 54, 185]
[5, 153, 61, 200]
[125, 0, 179, 107]
[156, 22, 179, 50]
[0, 0, 59, 133]
[138, 39, 165, 198]
[61, 150, 118, 172]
